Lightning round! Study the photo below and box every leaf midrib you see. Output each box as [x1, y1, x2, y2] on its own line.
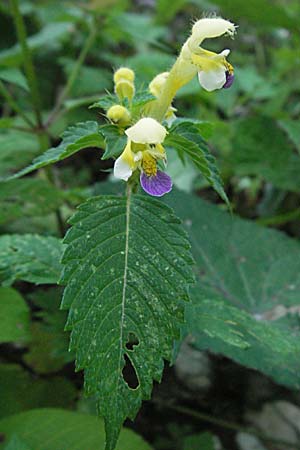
[117, 187, 131, 383]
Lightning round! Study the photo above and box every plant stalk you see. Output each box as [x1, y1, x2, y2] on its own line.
[0, 80, 35, 127]
[44, 20, 97, 127]
[10, 0, 43, 127]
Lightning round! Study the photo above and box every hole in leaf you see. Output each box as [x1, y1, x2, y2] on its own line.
[125, 332, 139, 350]
[122, 354, 139, 389]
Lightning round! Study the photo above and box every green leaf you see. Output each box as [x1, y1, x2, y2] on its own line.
[187, 289, 250, 349]
[0, 131, 40, 179]
[0, 287, 30, 344]
[279, 119, 300, 154]
[166, 122, 229, 205]
[60, 58, 112, 96]
[0, 234, 63, 286]
[0, 179, 65, 225]
[156, 0, 187, 23]
[165, 190, 300, 388]
[89, 93, 118, 111]
[183, 432, 215, 450]
[4, 435, 32, 450]
[100, 124, 127, 160]
[187, 293, 300, 389]
[131, 90, 156, 108]
[0, 22, 72, 67]
[113, 12, 166, 48]
[24, 288, 73, 374]
[24, 322, 71, 374]
[60, 194, 194, 450]
[0, 68, 29, 91]
[0, 364, 76, 419]
[210, 0, 298, 31]
[7, 121, 104, 180]
[0, 408, 152, 450]
[229, 117, 300, 192]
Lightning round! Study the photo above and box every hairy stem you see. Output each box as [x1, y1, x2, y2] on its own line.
[148, 47, 195, 122]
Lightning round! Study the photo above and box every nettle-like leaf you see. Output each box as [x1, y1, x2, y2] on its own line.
[90, 90, 155, 113]
[100, 124, 127, 160]
[60, 193, 194, 450]
[89, 94, 118, 111]
[166, 121, 229, 205]
[187, 291, 300, 388]
[127, 90, 155, 110]
[0, 234, 63, 286]
[166, 190, 300, 389]
[229, 117, 300, 192]
[7, 121, 104, 180]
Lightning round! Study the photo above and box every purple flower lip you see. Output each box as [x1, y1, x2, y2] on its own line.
[223, 72, 234, 89]
[140, 170, 172, 197]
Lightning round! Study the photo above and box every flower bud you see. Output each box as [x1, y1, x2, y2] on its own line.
[115, 80, 135, 101]
[107, 105, 131, 126]
[149, 72, 169, 98]
[113, 67, 135, 83]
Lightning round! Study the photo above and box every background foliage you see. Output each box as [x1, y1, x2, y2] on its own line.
[1, 0, 300, 449]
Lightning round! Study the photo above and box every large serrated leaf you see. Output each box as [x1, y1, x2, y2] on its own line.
[165, 190, 300, 388]
[166, 122, 229, 205]
[229, 117, 300, 192]
[187, 292, 300, 389]
[7, 121, 104, 180]
[0, 234, 63, 286]
[60, 193, 194, 450]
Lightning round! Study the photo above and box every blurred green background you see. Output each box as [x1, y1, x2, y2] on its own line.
[1, 0, 300, 449]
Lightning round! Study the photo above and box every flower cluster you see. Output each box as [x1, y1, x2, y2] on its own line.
[106, 16, 237, 197]
[114, 118, 172, 197]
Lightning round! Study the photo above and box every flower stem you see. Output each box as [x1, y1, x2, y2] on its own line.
[10, 0, 43, 127]
[148, 47, 195, 122]
[37, 132, 66, 237]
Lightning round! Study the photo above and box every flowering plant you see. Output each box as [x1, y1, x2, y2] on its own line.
[5, 15, 237, 450]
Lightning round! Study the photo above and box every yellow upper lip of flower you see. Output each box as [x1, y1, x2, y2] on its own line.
[125, 117, 167, 144]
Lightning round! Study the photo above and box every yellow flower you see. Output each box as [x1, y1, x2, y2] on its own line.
[149, 72, 177, 125]
[113, 118, 167, 181]
[180, 17, 236, 91]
